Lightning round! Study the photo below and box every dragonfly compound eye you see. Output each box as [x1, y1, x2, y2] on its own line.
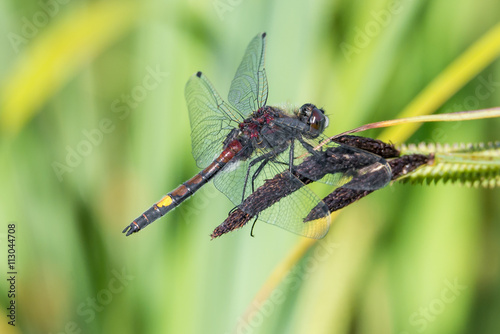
[299, 104, 328, 138]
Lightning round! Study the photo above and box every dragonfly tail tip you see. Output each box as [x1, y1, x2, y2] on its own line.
[122, 223, 139, 236]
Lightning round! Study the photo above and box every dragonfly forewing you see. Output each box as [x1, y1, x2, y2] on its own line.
[228, 32, 268, 115]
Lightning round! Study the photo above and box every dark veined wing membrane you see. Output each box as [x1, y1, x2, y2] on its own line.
[228, 33, 268, 116]
[185, 72, 243, 169]
[213, 143, 331, 239]
[298, 134, 392, 191]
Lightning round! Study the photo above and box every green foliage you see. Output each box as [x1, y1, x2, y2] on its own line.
[399, 141, 500, 187]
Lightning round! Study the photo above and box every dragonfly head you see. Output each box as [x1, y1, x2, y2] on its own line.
[297, 103, 329, 138]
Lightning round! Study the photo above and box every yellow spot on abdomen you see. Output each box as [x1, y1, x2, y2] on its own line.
[157, 195, 173, 207]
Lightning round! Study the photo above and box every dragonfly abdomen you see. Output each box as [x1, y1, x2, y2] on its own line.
[167, 139, 243, 208]
[123, 140, 243, 236]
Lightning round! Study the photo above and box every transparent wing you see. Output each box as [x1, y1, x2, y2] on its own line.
[298, 135, 392, 191]
[251, 168, 331, 239]
[185, 72, 244, 168]
[213, 143, 331, 239]
[228, 33, 268, 116]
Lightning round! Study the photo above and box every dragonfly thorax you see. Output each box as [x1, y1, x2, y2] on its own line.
[237, 106, 282, 143]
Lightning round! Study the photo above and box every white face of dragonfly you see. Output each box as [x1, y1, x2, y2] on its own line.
[297, 103, 329, 139]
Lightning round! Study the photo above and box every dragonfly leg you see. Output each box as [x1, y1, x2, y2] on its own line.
[242, 154, 268, 203]
[241, 146, 285, 203]
[251, 159, 269, 194]
[289, 140, 295, 173]
[227, 206, 239, 216]
[250, 215, 259, 237]
[298, 136, 322, 157]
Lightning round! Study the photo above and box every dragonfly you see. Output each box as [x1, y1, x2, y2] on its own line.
[122, 32, 392, 239]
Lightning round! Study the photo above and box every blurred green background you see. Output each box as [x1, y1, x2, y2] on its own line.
[0, 0, 499, 333]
